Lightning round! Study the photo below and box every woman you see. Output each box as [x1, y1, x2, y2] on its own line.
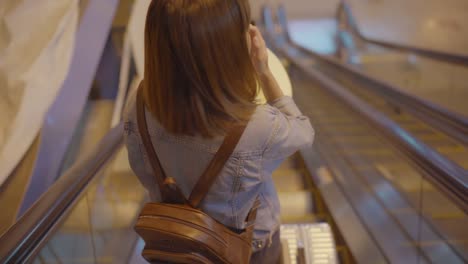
[124, 0, 314, 263]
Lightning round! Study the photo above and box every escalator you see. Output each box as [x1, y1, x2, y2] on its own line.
[0, 138, 335, 263]
[274, 6, 468, 167]
[1, 3, 467, 264]
[334, 1, 468, 129]
[295, 47, 468, 167]
[2, 58, 465, 263]
[56, 156, 337, 264]
[1, 6, 335, 263]
[2, 54, 466, 264]
[263, 4, 467, 264]
[289, 67, 467, 263]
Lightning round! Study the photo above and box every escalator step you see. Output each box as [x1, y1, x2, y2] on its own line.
[273, 169, 306, 192]
[280, 223, 338, 264]
[281, 214, 325, 224]
[279, 191, 314, 221]
[278, 158, 299, 170]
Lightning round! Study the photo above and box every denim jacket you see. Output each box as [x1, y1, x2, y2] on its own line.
[124, 92, 314, 249]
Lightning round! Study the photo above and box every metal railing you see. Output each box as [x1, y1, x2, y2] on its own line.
[336, 1, 468, 68]
[276, 4, 468, 145]
[290, 43, 468, 145]
[0, 124, 123, 263]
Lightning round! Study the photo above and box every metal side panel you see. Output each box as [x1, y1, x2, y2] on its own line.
[301, 147, 388, 264]
[18, 0, 120, 217]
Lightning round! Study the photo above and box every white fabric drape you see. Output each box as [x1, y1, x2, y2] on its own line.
[0, 0, 79, 186]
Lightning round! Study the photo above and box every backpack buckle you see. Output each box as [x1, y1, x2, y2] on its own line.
[252, 239, 264, 249]
[162, 177, 188, 204]
[164, 177, 178, 190]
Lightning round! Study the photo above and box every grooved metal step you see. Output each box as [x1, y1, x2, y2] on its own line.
[281, 223, 338, 264]
[274, 158, 316, 224]
[279, 191, 314, 221]
[273, 169, 306, 192]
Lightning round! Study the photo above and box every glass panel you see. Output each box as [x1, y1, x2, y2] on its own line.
[419, 180, 467, 264]
[33, 147, 147, 263]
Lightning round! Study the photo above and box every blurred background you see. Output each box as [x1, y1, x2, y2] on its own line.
[0, 0, 467, 263]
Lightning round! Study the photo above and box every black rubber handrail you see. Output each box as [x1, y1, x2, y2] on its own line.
[263, 6, 467, 213]
[0, 124, 123, 263]
[277, 5, 468, 146]
[337, 1, 468, 68]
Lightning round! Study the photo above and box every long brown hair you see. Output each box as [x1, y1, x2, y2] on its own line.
[143, 0, 258, 138]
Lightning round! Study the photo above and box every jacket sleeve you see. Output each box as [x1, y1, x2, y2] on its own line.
[263, 96, 314, 160]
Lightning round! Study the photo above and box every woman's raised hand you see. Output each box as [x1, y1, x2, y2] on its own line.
[248, 25, 284, 102]
[249, 25, 270, 76]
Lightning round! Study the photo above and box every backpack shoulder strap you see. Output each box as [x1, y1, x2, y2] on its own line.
[136, 85, 186, 203]
[189, 124, 247, 208]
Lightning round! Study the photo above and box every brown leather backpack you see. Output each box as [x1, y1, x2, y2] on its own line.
[134, 88, 257, 263]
